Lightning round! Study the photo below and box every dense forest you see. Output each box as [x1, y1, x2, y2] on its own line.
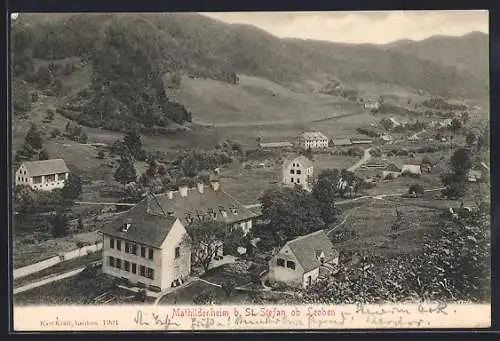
[11, 13, 488, 130]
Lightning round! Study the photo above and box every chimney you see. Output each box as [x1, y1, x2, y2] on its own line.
[179, 186, 188, 197]
[210, 180, 220, 191]
[197, 182, 204, 194]
[167, 191, 174, 200]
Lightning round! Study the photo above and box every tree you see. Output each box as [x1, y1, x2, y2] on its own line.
[186, 218, 226, 272]
[450, 118, 462, 134]
[51, 128, 61, 138]
[466, 132, 477, 147]
[312, 169, 341, 225]
[450, 148, 472, 178]
[46, 110, 55, 121]
[221, 279, 237, 297]
[123, 128, 144, 160]
[408, 184, 424, 195]
[51, 210, 69, 237]
[38, 149, 49, 160]
[25, 124, 43, 150]
[260, 187, 324, 243]
[192, 290, 217, 305]
[61, 173, 83, 200]
[114, 157, 137, 188]
[96, 150, 105, 159]
[77, 215, 84, 230]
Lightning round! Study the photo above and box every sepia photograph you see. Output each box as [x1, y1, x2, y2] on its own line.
[10, 10, 490, 330]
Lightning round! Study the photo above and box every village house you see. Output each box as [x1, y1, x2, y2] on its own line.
[102, 199, 192, 292]
[281, 156, 314, 191]
[381, 163, 402, 180]
[297, 132, 329, 149]
[15, 159, 70, 191]
[330, 138, 353, 147]
[380, 133, 393, 143]
[145, 178, 258, 237]
[468, 169, 483, 183]
[401, 164, 422, 177]
[364, 101, 380, 110]
[267, 230, 340, 289]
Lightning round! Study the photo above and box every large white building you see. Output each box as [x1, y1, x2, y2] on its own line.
[102, 199, 191, 292]
[281, 156, 314, 191]
[15, 159, 70, 191]
[297, 132, 329, 149]
[146, 179, 258, 236]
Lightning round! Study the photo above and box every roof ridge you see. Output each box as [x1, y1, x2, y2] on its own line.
[286, 229, 325, 245]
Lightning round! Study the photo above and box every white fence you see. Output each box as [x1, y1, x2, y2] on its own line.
[13, 242, 103, 280]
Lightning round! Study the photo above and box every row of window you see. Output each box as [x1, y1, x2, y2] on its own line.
[290, 177, 301, 184]
[290, 169, 302, 174]
[276, 258, 296, 270]
[109, 238, 154, 260]
[108, 256, 155, 279]
[109, 238, 181, 260]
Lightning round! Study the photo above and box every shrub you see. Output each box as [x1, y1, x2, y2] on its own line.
[408, 184, 425, 195]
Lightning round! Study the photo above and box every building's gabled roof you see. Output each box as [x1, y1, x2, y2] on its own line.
[299, 132, 328, 141]
[384, 163, 402, 172]
[331, 138, 352, 146]
[284, 230, 339, 272]
[102, 199, 179, 248]
[145, 186, 257, 225]
[21, 159, 70, 177]
[282, 155, 314, 170]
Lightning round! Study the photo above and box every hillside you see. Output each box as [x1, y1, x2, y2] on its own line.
[383, 31, 489, 86]
[11, 13, 489, 132]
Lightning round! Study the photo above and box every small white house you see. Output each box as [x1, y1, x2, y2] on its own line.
[281, 156, 314, 191]
[267, 230, 339, 289]
[364, 101, 380, 110]
[15, 159, 70, 191]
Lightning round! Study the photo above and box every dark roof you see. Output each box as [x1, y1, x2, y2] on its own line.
[22, 159, 69, 177]
[102, 200, 178, 248]
[285, 230, 339, 272]
[384, 163, 402, 172]
[145, 186, 257, 225]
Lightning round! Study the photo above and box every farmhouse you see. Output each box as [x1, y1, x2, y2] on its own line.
[259, 141, 294, 149]
[330, 138, 352, 147]
[381, 163, 402, 180]
[401, 164, 422, 176]
[364, 101, 380, 110]
[102, 199, 191, 291]
[267, 230, 340, 289]
[297, 132, 329, 149]
[380, 133, 393, 142]
[145, 179, 258, 236]
[281, 156, 314, 191]
[15, 159, 70, 191]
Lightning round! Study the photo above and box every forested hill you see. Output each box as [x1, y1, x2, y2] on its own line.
[11, 13, 488, 130]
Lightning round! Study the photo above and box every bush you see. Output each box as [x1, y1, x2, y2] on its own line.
[51, 128, 61, 138]
[408, 184, 424, 195]
[96, 150, 105, 159]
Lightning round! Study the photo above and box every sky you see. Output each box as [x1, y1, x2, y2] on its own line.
[200, 10, 488, 44]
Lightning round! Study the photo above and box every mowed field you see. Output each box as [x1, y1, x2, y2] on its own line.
[334, 199, 441, 258]
[167, 74, 358, 125]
